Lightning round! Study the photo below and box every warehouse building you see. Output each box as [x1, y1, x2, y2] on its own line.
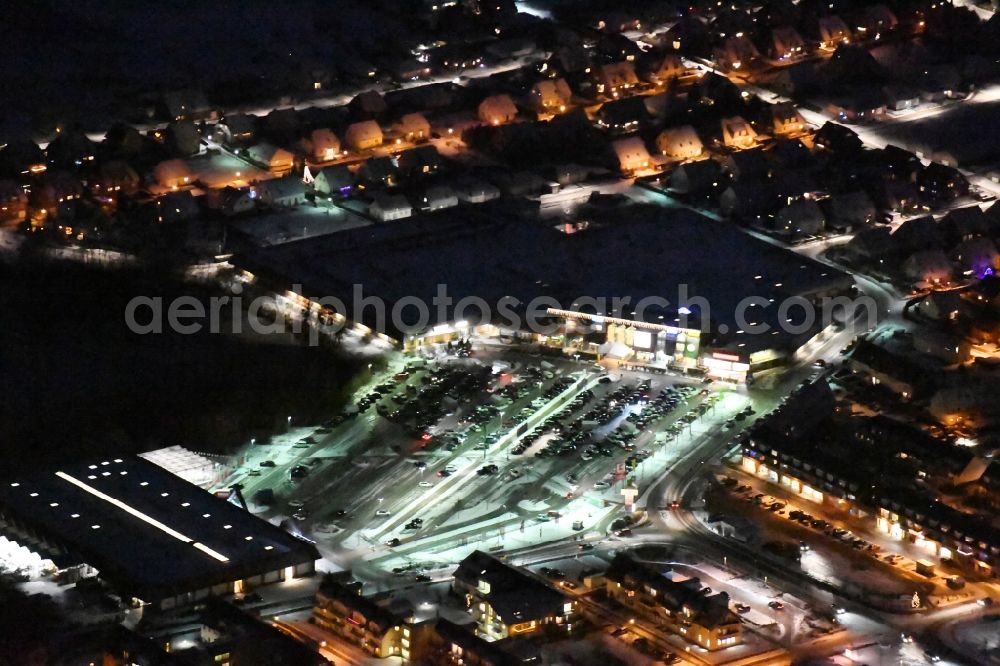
[0, 457, 318, 611]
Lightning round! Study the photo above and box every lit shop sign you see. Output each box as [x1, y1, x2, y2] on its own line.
[546, 308, 700, 337]
[711, 352, 742, 362]
[632, 330, 654, 350]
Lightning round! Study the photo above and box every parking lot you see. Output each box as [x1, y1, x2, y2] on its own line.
[216, 352, 750, 581]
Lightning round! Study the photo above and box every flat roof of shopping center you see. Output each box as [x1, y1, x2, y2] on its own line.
[0, 457, 318, 603]
[234, 201, 854, 350]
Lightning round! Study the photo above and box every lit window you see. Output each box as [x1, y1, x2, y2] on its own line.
[224, 524, 232, 530]
[92, 525, 100, 530]
[70, 513, 80, 518]
[29, 492, 38, 497]
[203, 514, 211, 518]
[140, 482, 148, 487]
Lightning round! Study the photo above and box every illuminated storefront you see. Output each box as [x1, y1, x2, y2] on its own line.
[547, 308, 701, 368]
[703, 351, 751, 382]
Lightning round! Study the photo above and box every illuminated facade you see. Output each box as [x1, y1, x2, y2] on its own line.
[313, 578, 410, 660]
[605, 555, 742, 651]
[453, 551, 575, 640]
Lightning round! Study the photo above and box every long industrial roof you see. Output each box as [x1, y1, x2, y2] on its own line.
[0, 457, 318, 602]
[235, 201, 854, 351]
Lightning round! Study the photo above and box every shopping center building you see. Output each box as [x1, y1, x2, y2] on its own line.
[233, 202, 854, 382]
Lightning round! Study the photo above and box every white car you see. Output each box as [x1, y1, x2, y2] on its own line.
[375, 509, 391, 516]
[594, 481, 611, 490]
[418, 481, 433, 488]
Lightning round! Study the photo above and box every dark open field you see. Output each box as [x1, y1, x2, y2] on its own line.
[0, 259, 363, 472]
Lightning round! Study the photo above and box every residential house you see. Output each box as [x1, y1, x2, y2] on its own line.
[913, 328, 971, 364]
[642, 92, 685, 124]
[611, 137, 652, 174]
[772, 170, 818, 204]
[421, 185, 459, 211]
[862, 5, 898, 36]
[715, 35, 760, 72]
[940, 206, 990, 248]
[769, 138, 813, 169]
[880, 145, 923, 182]
[478, 95, 519, 125]
[190, 599, 328, 666]
[453, 551, 575, 640]
[212, 114, 257, 147]
[771, 61, 826, 99]
[720, 116, 757, 150]
[595, 97, 648, 135]
[770, 26, 807, 61]
[823, 191, 877, 232]
[696, 71, 743, 106]
[424, 620, 520, 666]
[870, 179, 920, 213]
[0, 180, 28, 224]
[314, 577, 409, 659]
[210, 186, 256, 217]
[160, 89, 213, 121]
[256, 176, 307, 207]
[771, 103, 807, 137]
[452, 178, 501, 204]
[605, 555, 742, 651]
[262, 108, 301, 144]
[669, 159, 722, 199]
[883, 85, 922, 111]
[152, 190, 200, 224]
[893, 215, 943, 255]
[300, 128, 342, 163]
[311, 165, 354, 197]
[528, 79, 572, 114]
[485, 37, 535, 62]
[392, 58, 432, 82]
[0, 139, 45, 178]
[392, 113, 432, 142]
[919, 162, 969, 201]
[814, 122, 863, 156]
[641, 53, 689, 85]
[952, 237, 1000, 278]
[816, 15, 852, 49]
[246, 143, 295, 176]
[349, 90, 388, 119]
[719, 180, 777, 222]
[397, 145, 444, 179]
[153, 159, 196, 190]
[915, 290, 964, 322]
[94, 160, 140, 197]
[345, 120, 384, 151]
[828, 87, 887, 123]
[370, 194, 412, 221]
[656, 125, 704, 160]
[357, 157, 399, 188]
[165, 121, 202, 157]
[775, 200, 825, 237]
[594, 62, 639, 98]
[720, 147, 769, 182]
[842, 226, 897, 264]
[903, 249, 954, 285]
